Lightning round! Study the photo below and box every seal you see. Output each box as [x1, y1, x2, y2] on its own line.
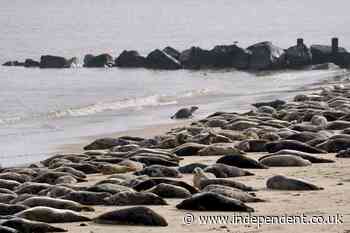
[0, 179, 21, 191]
[133, 178, 199, 194]
[0, 203, 28, 215]
[259, 149, 334, 163]
[203, 163, 254, 178]
[146, 183, 191, 198]
[15, 182, 52, 195]
[260, 155, 312, 167]
[202, 185, 264, 202]
[19, 196, 94, 212]
[193, 168, 254, 191]
[216, 155, 267, 169]
[176, 192, 254, 212]
[87, 183, 134, 195]
[266, 175, 323, 190]
[135, 165, 182, 178]
[171, 106, 198, 119]
[171, 142, 207, 156]
[0, 172, 31, 183]
[2, 218, 67, 233]
[0, 226, 17, 233]
[178, 163, 209, 174]
[265, 140, 325, 154]
[336, 148, 350, 158]
[94, 206, 168, 226]
[0, 194, 17, 204]
[16, 206, 91, 223]
[62, 191, 111, 205]
[38, 186, 75, 198]
[104, 191, 167, 206]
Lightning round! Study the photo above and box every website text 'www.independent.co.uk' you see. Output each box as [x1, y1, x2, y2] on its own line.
[183, 213, 343, 228]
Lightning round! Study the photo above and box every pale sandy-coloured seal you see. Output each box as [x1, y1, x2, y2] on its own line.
[260, 155, 312, 167]
[202, 185, 264, 202]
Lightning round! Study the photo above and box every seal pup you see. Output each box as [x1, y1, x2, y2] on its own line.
[171, 106, 198, 119]
[176, 192, 254, 212]
[146, 183, 191, 198]
[104, 191, 167, 206]
[266, 175, 323, 190]
[94, 206, 168, 226]
[16, 207, 91, 223]
[193, 168, 254, 191]
[2, 218, 67, 233]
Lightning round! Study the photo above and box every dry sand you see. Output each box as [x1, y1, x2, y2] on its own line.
[51, 121, 350, 233]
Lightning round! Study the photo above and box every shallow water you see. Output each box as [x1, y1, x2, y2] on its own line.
[1, 0, 350, 166]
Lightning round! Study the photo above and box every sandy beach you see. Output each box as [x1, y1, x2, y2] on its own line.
[48, 121, 349, 233]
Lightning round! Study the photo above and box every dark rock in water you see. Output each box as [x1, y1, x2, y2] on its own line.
[178, 163, 209, 174]
[266, 175, 323, 190]
[2, 61, 24, 66]
[94, 206, 168, 226]
[252, 99, 286, 109]
[84, 138, 130, 150]
[285, 42, 312, 68]
[24, 59, 40, 68]
[336, 149, 350, 158]
[114, 50, 147, 68]
[265, 140, 325, 154]
[3, 218, 67, 233]
[179, 46, 214, 69]
[146, 49, 181, 70]
[216, 155, 267, 169]
[310, 44, 347, 64]
[210, 44, 251, 69]
[133, 178, 199, 194]
[163, 46, 180, 60]
[83, 53, 114, 68]
[247, 41, 286, 70]
[176, 192, 254, 212]
[40, 55, 71, 68]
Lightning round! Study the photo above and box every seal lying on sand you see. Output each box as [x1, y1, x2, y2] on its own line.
[176, 192, 254, 212]
[260, 155, 312, 167]
[133, 178, 199, 194]
[16, 206, 91, 223]
[2, 218, 67, 233]
[104, 191, 167, 206]
[94, 206, 168, 226]
[171, 106, 198, 119]
[216, 155, 267, 169]
[193, 168, 254, 191]
[146, 183, 191, 198]
[202, 185, 265, 202]
[266, 175, 323, 191]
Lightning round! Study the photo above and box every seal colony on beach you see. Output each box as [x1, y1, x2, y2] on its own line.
[0, 78, 349, 232]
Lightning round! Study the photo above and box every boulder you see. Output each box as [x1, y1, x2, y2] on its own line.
[179, 46, 214, 69]
[146, 49, 181, 70]
[285, 43, 312, 68]
[24, 59, 40, 68]
[247, 41, 286, 70]
[210, 44, 251, 69]
[310, 45, 346, 64]
[2, 61, 24, 66]
[114, 50, 147, 68]
[83, 53, 114, 68]
[163, 46, 181, 60]
[40, 55, 71, 68]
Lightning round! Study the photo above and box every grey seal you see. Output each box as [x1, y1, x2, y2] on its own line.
[266, 175, 323, 190]
[171, 106, 198, 119]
